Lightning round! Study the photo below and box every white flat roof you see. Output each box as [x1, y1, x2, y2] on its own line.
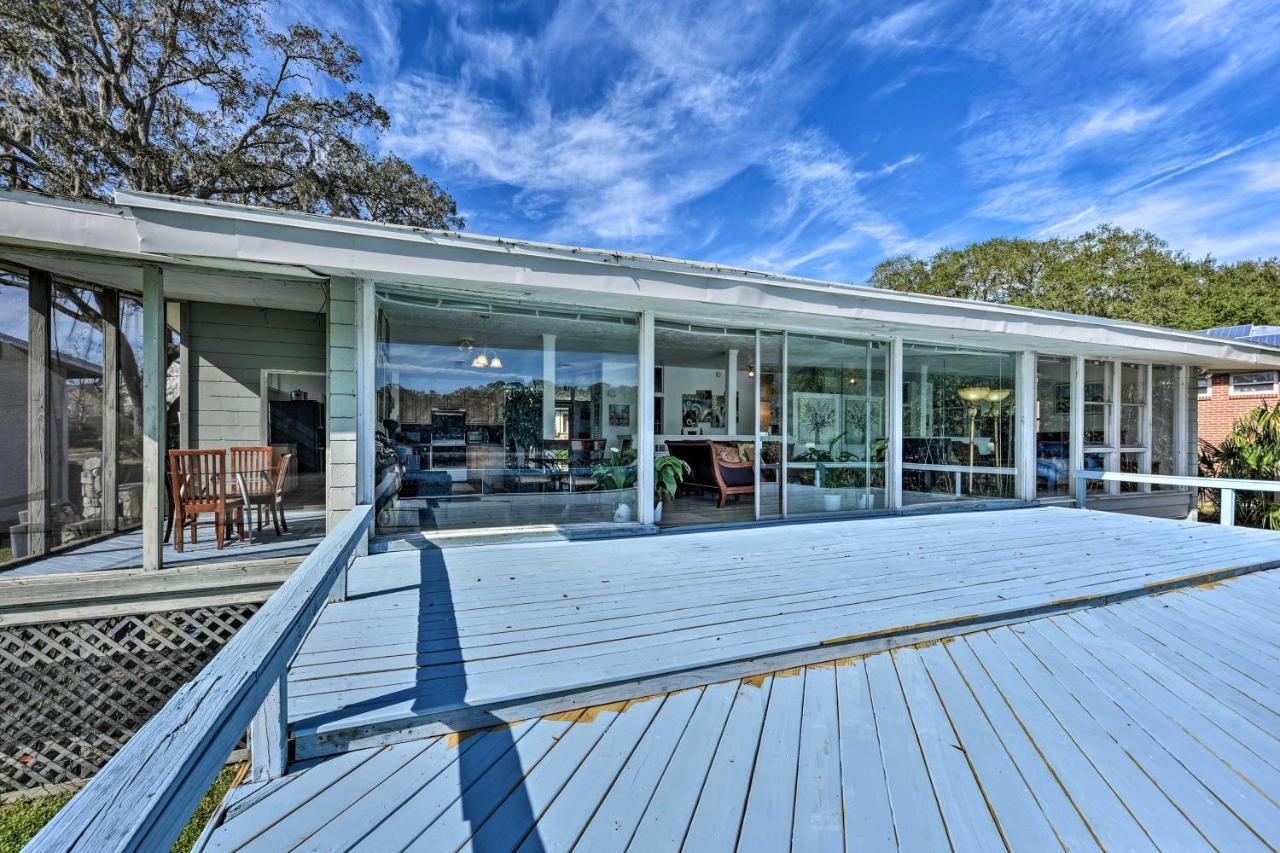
[0, 187, 1277, 368]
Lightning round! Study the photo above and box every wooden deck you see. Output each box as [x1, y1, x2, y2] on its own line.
[285, 507, 1280, 759]
[1, 509, 327, 578]
[204, 564, 1280, 851]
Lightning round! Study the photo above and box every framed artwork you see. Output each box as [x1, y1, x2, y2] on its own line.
[792, 392, 841, 448]
[608, 404, 631, 427]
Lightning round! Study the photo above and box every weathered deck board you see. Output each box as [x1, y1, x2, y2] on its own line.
[285, 508, 1280, 755]
[203, 568, 1280, 852]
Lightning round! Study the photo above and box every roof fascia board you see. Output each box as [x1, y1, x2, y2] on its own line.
[115, 189, 1280, 368]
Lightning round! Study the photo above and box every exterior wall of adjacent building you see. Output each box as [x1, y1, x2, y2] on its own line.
[1197, 371, 1280, 447]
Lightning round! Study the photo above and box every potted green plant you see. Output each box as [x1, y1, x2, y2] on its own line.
[654, 454, 690, 522]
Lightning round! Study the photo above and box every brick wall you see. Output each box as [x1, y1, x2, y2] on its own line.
[1197, 372, 1279, 447]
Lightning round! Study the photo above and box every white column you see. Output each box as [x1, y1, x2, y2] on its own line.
[1141, 363, 1153, 490]
[726, 348, 738, 435]
[1016, 351, 1037, 502]
[1174, 365, 1190, 477]
[542, 334, 557, 439]
[637, 312, 655, 524]
[141, 264, 166, 571]
[354, 280, 375, 556]
[888, 336, 904, 510]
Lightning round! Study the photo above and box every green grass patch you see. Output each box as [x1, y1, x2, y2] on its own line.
[0, 763, 245, 853]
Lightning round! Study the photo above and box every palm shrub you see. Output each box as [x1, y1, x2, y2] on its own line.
[1198, 402, 1280, 529]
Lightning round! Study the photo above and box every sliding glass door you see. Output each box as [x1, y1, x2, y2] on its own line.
[784, 334, 888, 515]
[755, 331, 785, 520]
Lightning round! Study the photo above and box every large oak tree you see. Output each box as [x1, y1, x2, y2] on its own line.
[0, 0, 462, 229]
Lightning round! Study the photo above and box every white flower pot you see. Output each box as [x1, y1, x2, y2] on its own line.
[613, 503, 633, 522]
[654, 502, 664, 523]
[822, 493, 842, 512]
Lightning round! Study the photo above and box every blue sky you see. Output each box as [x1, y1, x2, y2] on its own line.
[283, 0, 1280, 283]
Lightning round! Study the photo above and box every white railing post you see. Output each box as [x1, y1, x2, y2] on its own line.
[1221, 488, 1236, 527]
[1076, 476, 1088, 510]
[249, 676, 288, 782]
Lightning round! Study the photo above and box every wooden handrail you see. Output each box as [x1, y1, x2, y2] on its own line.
[27, 505, 373, 853]
[1073, 470, 1280, 526]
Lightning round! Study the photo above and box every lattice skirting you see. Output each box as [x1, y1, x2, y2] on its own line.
[0, 604, 260, 794]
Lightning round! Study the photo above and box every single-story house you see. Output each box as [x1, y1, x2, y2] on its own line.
[3, 187, 1280, 571]
[1198, 324, 1280, 446]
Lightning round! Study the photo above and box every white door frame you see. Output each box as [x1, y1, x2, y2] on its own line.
[258, 369, 326, 445]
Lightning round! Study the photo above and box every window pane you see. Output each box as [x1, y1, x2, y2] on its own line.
[375, 290, 639, 533]
[1119, 451, 1143, 492]
[1083, 360, 1112, 447]
[1230, 371, 1277, 393]
[902, 344, 1018, 505]
[1084, 451, 1108, 492]
[1151, 365, 1178, 486]
[51, 284, 106, 548]
[1035, 356, 1072, 497]
[119, 297, 144, 527]
[1120, 363, 1146, 448]
[0, 268, 30, 565]
[786, 335, 888, 515]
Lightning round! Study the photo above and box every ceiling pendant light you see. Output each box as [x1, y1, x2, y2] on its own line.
[471, 352, 489, 368]
[489, 354, 503, 368]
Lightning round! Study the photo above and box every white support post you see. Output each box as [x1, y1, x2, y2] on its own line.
[1076, 475, 1088, 509]
[1070, 356, 1085, 486]
[541, 334, 557, 440]
[637, 311, 655, 525]
[887, 336, 904, 511]
[142, 265, 166, 572]
[1174, 365, 1190, 477]
[353, 279, 376, 560]
[1220, 488, 1236, 527]
[249, 676, 288, 782]
[1016, 351, 1037, 502]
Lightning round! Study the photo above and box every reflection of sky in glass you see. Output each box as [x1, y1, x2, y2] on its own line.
[0, 274, 28, 342]
[382, 341, 636, 395]
[53, 285, 105, 366]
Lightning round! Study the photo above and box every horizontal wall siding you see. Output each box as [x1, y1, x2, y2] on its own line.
[188, 304, 326, 449]
[326, 279, 358, 531]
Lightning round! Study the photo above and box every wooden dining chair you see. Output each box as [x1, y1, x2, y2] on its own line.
[169, 449, 242, 552]
[235, 453, 293, 539]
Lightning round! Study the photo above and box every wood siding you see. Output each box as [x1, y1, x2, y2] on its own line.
[187, 304, 326, 449]
[326, 279, 358, 531]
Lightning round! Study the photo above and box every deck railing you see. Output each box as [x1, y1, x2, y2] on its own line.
[1073, 470, 1280, 526]
[27, 505, 374, 853]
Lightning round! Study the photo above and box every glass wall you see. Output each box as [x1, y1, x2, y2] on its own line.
[786, 335, 888, 514]
[1150, 364, 1179, 485]
[1035, 356, 1072, 497]
[1118, 363, 1148, 491]
[653, 323, 756, 526]
[50, 283, 106, 547]
[374, 289, 639, 533]
[902, 344, 1018, 504]
[0, 268, 30, 566]
[1082, 359, 1113, 492]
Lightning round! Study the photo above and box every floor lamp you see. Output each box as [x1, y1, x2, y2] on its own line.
[958, 387, 991, 493]
[986, 388, 1012, 471]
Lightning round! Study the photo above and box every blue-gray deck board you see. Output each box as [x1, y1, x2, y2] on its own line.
[2, 509, 327, 577]
[204, 568, 1280, 851]
[285, 508, 1280, 752]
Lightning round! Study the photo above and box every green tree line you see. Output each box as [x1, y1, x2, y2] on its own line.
[870, 225, 1280, 331]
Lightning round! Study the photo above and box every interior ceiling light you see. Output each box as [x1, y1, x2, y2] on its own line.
[457, 338, 475, 352]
